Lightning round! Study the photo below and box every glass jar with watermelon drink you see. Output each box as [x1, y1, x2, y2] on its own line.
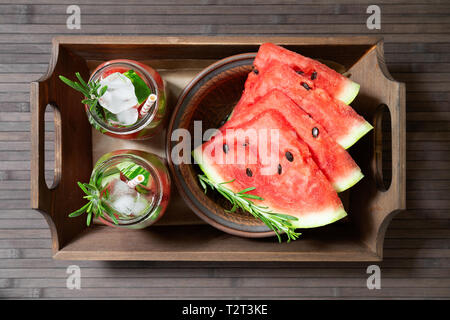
[69, 149, 171, 229]
[59, 59, 166, 140]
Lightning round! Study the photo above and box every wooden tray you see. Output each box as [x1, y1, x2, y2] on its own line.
[31, 36, 405, 261]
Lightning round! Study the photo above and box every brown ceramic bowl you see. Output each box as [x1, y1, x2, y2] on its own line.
[166, 53, 277, 238]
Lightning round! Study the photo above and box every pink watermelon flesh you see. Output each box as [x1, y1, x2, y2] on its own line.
[236, 63, 373, 149]
[225, 90, 363, 193]
[193, 110, 347, 229]
[254, 42, 360, 105]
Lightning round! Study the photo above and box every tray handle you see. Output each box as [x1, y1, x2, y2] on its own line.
[373, 103, 390, 191]
[30, 80, 62, 212]
[371, 85, 406, 206]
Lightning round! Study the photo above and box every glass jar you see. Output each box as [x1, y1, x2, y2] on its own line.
[87, 59, 166, 140]
[90, 149, 171, 229]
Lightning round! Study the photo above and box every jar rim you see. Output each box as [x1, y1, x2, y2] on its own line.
[87, 60, 159, 135]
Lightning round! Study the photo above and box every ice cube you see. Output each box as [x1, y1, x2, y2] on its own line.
[111, 194, 136, 216]
[107, 180, 152, 217]
[111, 180, 136, 197]
[116, 107, 138, 126]
[98, 72, 138, 114]
[133, 196, 150, 216]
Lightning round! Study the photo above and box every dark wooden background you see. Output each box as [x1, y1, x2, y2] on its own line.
[0, 0, 449, 299]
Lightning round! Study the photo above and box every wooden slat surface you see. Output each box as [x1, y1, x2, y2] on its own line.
[0, 0, 449, 299]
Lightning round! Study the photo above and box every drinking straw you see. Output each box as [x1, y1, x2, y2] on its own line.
[140, 93, 157, 116]
[127, 174, 145, 189]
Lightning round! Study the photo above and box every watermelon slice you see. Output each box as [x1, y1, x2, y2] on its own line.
[254, 42, 360, 105]
[193, 110, 347, 229]
[236, 63, 373, 149]
[225, 90, 363, 192]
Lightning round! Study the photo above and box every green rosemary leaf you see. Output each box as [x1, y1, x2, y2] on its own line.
[95, 204, 102, 218]
[60, 73, 108, 112]
[99, 85, 108, 97]
[224, 203, 238, 213]
[68, 202, 90, 217]
[59, 76, 80, 92]
[86, 202, 93, 214]
[88, 100, 105, 122]
[90, 99, 98, 110]
[238, 187, 256, 194]
[103, 108, 118, 123]
[75, 72, 88, 89]
[100, 202, 119, 225]
[92, 82, 101, 93]
[106, 210, 119, 225]
[240, 193, 263, 200]
[87, 183, 98, 191]
[199, 178, 207, 193]
[86, 211, 92, 226]
[198, 174, 300, 242]
[71, 81, 90, 97]
[216, 188, 233, 203]
[270, 213, 299, 221]
[77, 181, 89, 195]
[83, 183, 97, 195]
[219, 179, 235, 185]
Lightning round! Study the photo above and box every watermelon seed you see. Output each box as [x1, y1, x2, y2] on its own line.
[296, 70, 304, 75]
[301, 82, 311, 90]
[312, 127, 319, 138]
[243, 142, 248, 147]
[253, 68, 259, 75]
[285, 151, 294, 162]
[277, 164, 282, 175]
[223, 144, 229, 153]
[311, 71, 317, 80]
[246, 168, 253, 177]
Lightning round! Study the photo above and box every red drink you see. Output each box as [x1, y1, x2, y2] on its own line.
[87, 59, 166, 140]
[90, 149, 171, 229]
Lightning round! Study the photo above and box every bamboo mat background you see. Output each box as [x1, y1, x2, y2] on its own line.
[0, 0, 449, 299]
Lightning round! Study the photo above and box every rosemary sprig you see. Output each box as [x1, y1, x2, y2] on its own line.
[198, 174, 301, 242]
[69, 162, 152, 226]
[59, 72, 108, 112]
[69, 182, 118, 226]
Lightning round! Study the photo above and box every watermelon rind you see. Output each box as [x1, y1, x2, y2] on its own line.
[290, 206, 347, 229]
[336, 80, 360, 105]
[339, 120, 374, 150]
[192, 146, 223, 187]
[192, 146, 349, 230]
[333, 167, 364, 193]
